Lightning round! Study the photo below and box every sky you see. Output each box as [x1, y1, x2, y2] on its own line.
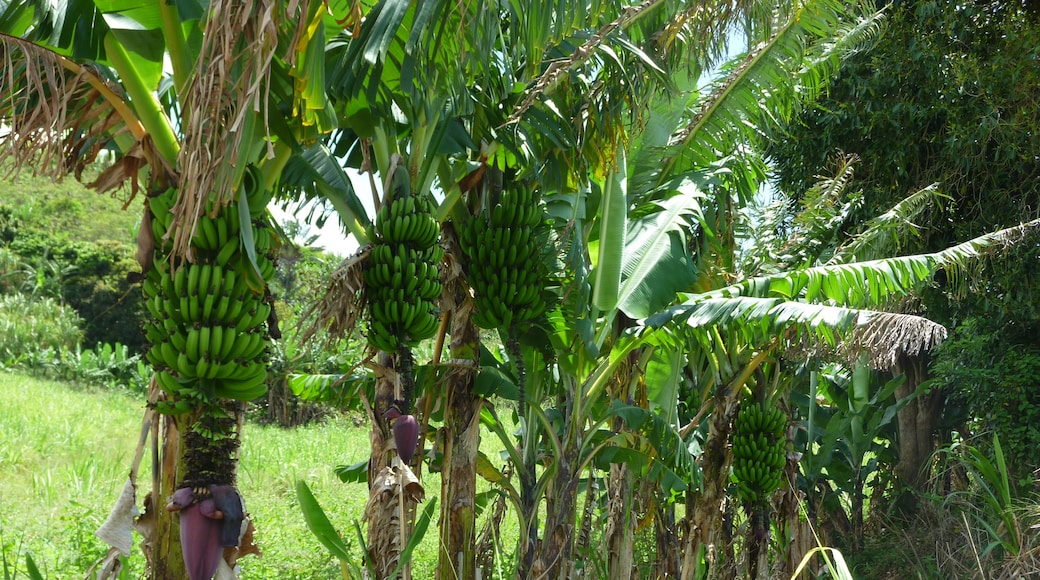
[269, 168, 377, 258]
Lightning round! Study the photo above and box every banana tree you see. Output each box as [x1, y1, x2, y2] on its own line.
[0, 0, 342, 577]
[283, 0, 900, 577]
[285, 0, 720, 576]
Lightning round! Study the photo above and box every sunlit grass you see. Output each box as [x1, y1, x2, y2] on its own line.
[0, 370, 520, 578]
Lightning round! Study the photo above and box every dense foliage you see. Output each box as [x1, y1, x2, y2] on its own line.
[769, 0, 1040, 245]
[5, 0, 1040, 577]
[0, 174, 147, 351]
[767, 0, 1040, 473]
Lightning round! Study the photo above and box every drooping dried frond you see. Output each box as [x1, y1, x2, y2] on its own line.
[854, 311, 948, 370]
[172, 0, 279, 259]
[296, 247, 368, 347]
[781, 307, 946, 371]
[0, 33, 166, 199]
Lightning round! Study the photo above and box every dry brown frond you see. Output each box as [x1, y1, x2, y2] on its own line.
[172, 0, 279, 260]
[854, 311, 948, 371]
[0, 34, 166, 200]
[784, 307, 947, 371]
[364, 464, 425, 578]
[296, 247, 369, 347]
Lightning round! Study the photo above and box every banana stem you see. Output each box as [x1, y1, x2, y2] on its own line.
[507, 331, 526, 416]
[103, 34, 180, 165]
[396, 344, 416, 414]
[158, 0, 192, 95]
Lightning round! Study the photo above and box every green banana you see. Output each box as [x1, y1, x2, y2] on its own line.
[218, 326, 238, 361]
[186, 326, 201, 362]
[216, 238, 238, 266]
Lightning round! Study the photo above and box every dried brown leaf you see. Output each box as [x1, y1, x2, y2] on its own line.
[172, 0, 280, 260]
[0, 34, 166, 199]
[297, 248, 368, 346]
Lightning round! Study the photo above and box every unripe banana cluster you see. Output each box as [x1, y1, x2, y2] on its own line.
[457, 187, 548, 331]
[731, 402, 788, 503]
[142, 186, 276, 411]
[364, 194, 442, 353]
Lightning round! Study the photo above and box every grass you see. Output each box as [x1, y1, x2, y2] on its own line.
[0, 370, 467, 578]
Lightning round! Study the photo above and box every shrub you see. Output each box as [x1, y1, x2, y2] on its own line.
[54, 342, 149, 393]
[0, 294, 83, 371]
[932, 317, 1040, 476]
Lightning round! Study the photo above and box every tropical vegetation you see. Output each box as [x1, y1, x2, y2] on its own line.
[2, 0, 1040, 578]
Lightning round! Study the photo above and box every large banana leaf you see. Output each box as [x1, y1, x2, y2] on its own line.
[593, 400, 702, 494]
[279, 143, 373, 244]
[644, 218, 1040, 357]
[617, 190, 703, 319]
[707, 217, 1040, 307]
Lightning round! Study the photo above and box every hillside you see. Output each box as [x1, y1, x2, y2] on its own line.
[2, 168, 142, 248]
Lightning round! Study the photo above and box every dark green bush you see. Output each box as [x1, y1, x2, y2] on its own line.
[2, 224, 147, 352]
[932, 316, 1040, 478]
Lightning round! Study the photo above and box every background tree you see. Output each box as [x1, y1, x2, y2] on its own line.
[766, 0, 1040, 484]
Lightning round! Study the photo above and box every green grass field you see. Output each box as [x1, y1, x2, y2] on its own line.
[0, 371, 469, 579]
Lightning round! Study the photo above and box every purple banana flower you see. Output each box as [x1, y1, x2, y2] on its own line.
[178, 501, 223, 580]
[384, 408, 419, 464]
[166, 485, 245, 580]
[208, 484, 245, 547]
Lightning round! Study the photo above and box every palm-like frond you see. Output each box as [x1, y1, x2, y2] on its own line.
[502, 0, 670, 129]
[832, 182, 946, 263]
[0, 33, 162, 197]
[791, 153, 859, 234]
[740, 153, 861, 272]
[666, 0, 883, 185]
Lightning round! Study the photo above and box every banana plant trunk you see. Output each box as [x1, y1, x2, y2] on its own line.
[680, 384, 742, 580]
[365, 352, 407, 577]
[530, 444, 581, 578]
[654, 501, 681, 579]
[893, 353, 941, 494]
[150, 415, 187, 580]
[606, 348, 642, 579]
[606, 463, 635, 580]
[437, 288, 482, 579]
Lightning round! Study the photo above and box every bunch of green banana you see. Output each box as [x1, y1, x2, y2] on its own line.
[142, 184, 277, 410]
[364, 193, 442, 354]
[456, 186, 549, 331]
[730, 402, 788, 503]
